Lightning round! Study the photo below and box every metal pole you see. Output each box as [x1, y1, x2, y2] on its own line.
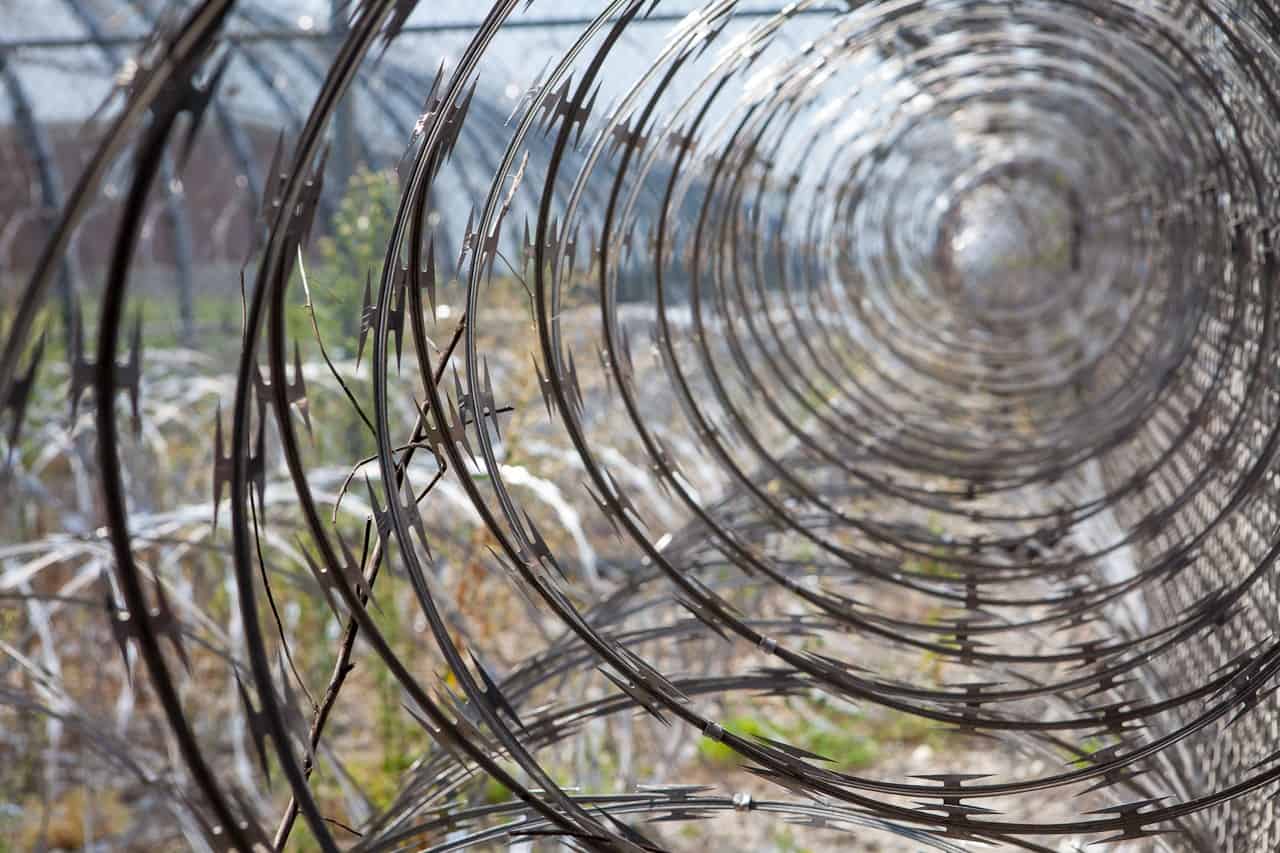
[330, 0, 356, 197]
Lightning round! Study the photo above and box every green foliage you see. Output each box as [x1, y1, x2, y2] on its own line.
[365, 586, 431, 801]
[698, 714, 772, 765]
[698, 709, 878, 771]
[904, 553, 961, 579]
[293, 167, 401, 357]
[484, 774, 512, 804]
[284, 167, 408, 461]
[1066, 735, 1113, 768]
[803, 727, 879, 770]
[699, 698, 950, 775]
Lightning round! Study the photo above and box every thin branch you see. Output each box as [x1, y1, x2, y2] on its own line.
[273, 316, 467, 849]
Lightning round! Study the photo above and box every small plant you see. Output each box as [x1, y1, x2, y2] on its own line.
[696, 691, 957, 789]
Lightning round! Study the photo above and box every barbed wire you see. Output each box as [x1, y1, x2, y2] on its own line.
[5, 1, 1280, 851]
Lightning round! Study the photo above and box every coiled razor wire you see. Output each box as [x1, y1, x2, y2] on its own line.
[5, 0, 1280, 850]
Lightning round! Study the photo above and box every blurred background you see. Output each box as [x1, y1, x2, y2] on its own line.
[4, 2, 1279, 852]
